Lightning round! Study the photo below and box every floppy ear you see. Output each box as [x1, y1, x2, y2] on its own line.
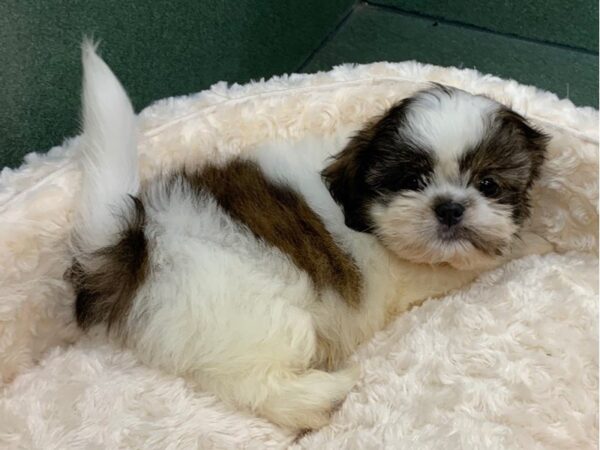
[498, 108, 550, 187]
[322, 122, 377, 232]
[322, 97, 416, 232]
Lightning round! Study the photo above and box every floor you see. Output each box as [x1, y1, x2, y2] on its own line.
[0, 0, 597, 168]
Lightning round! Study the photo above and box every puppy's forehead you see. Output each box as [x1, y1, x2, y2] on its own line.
[402, 88, 500, 163]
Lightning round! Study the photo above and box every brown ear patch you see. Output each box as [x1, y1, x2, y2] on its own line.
[321, 97, 423, 233]
[321, 118, 378, 232]
[459, 108, 549, 225]
[185, 159, 363, 307]
[66, 196, 148, 335]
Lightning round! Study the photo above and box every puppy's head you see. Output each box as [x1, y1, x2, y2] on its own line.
[323, 85, 549, 269]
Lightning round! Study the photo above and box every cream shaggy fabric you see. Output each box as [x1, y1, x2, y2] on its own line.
[0, 61, 598, 449]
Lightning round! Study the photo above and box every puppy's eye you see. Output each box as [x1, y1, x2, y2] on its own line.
[403, 175, 423, 191]
[479, 177, 500, 197]
[387, 174, 423, 191]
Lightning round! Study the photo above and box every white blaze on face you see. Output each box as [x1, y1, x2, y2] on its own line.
[402, 89, 499, 184]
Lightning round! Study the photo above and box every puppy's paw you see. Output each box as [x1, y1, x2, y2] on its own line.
[510, 231, 554, 260]
[260, 366, 359, 431]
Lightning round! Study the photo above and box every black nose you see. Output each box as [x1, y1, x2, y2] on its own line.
[434, 201, 465, 227]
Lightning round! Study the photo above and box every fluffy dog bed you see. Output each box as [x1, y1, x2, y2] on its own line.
[0, 61, 597, 449]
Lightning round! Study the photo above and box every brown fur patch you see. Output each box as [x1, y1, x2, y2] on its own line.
[184, 159, 363, 307]
[322, 97, 435, 232]
[459, 107, 549, 225]
[67, 196, 148, 335]
[321, 115, 383, 233]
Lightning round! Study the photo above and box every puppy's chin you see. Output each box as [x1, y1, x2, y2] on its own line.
[370, 195, 518, 271]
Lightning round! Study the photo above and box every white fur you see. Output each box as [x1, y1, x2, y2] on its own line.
[0, 52, 596, 448]
[73, 40, 139, 254]
[405, 87, 498, 178]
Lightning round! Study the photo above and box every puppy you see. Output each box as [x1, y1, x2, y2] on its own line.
[67, 42, 550, 430]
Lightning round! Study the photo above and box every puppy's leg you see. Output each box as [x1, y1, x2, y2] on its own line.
[197, 310, 358, 430]
[508, 231, 554, 260]
[197, 353, 358, 430]
[249, 366, 359, 430]
[145, 285, 360, 430]
[389, 262, 483, 315]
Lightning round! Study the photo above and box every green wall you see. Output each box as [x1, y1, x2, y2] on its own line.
[303, 3, 598, 109]
[1, 1, 597, 169]
[375, 0, 597, 51]
[0, 0, 353, 168]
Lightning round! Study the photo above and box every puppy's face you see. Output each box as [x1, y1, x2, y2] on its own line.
[323, 85, 548, 269]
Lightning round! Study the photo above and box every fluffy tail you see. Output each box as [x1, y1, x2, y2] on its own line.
[73, 40, 139, 253]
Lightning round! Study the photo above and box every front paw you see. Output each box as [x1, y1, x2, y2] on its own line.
[509, 231, 554, 260]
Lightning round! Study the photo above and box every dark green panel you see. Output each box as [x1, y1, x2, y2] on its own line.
[0, 0, 353, 168]
[372, 0, 598, 52]
[304, 5, 598, 108]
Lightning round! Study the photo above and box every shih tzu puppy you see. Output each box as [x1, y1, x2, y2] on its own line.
[67, 42, 550, 430]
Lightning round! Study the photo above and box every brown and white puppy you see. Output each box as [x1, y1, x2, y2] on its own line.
[68, 43, 551, 431]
